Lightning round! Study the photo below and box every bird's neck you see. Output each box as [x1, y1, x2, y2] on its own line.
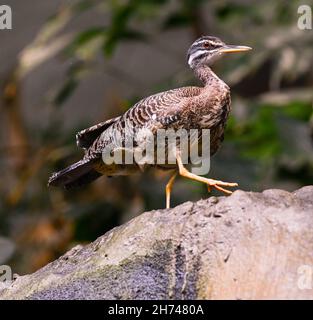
[193, 64, 226, 87]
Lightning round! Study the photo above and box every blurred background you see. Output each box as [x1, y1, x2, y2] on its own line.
[0, 0, 312, 275]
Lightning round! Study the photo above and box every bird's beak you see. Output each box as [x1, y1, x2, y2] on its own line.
[219, 45, 252, 54]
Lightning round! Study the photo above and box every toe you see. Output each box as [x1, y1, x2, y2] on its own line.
[214, 185, 233, 194]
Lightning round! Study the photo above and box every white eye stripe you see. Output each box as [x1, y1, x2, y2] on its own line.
[193, 49, 209, 55]
[195, 40, 209, 45]
[188, 49, 208, 65]
[193, 40, 222, 48]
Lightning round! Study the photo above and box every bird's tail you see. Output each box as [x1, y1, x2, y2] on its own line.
[48, 159, 101, 189]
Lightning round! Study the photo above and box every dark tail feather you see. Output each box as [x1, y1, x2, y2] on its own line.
[48, 159, 101, 189]
[64, 169, 102, 189]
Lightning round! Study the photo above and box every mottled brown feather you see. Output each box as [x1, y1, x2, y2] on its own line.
[49, 60, 232, 185]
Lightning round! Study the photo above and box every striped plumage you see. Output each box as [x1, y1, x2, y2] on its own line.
[48, 36, 251, 207]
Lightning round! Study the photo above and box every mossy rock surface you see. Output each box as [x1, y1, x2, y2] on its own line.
[1, 186, 313, 300]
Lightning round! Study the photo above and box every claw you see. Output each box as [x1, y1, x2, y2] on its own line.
[213, 180, 238, 187]
[207, 183, 235, 195]
[213, 184, 233, 195]
[176, 152, 238, 197]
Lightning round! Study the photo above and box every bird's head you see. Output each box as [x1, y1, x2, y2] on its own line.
[187, 36, 252, 68]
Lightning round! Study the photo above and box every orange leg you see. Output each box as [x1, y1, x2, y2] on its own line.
[166, 172, 177, 209]
[176, 153, 238, 195]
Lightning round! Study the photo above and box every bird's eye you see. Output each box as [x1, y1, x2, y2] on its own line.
[203, 42, 210, 49]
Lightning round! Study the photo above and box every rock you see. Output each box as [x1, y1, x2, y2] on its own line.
[1, 186, 313, 300]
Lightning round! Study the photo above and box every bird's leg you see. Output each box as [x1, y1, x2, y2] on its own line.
[176, 152, 238, 195]
[166, 172, 177, 209]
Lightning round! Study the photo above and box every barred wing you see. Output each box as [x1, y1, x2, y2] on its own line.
[76, 116, 121, 149]
[85, 87, 202, 158]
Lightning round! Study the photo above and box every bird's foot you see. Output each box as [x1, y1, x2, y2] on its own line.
[206, 179, 238, 195]
[175, 152, 237, 196]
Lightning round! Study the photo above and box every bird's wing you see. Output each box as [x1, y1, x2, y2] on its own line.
[84, 86, 202, 158]
[122, 86, 202, 129]
[76, 116, 121, 149]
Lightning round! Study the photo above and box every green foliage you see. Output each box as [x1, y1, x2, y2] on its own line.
[275, 1, 294, 25]
[281, 101, 313, 122]
[227, 99, 313, 162]
[163, 0, 206, 29]
[54, 78, 79, 106]
[64, 27, 107, 57]
[226, 107, 282, 161]
[215, 2, 263, 24]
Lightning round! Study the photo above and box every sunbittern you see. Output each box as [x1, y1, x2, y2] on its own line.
[48, 36, 251, 208]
